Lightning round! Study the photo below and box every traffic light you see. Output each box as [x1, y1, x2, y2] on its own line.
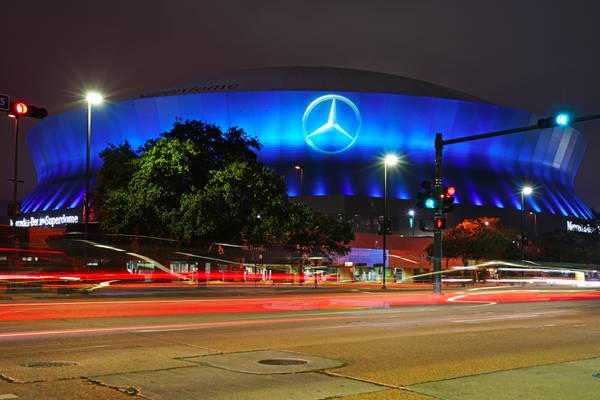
[9, 101, 48, 119]
[378, 216, 392, 235]
[537, 113, 570, 129]
[416, 180, 435, 209]
[434, 217, 446, 230]
[443, 186, 456, 213]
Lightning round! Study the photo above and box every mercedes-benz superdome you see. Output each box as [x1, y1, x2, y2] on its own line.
[19, 67, 591, 231]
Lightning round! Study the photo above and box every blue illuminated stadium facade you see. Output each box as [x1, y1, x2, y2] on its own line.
[19, 67, 591, 230]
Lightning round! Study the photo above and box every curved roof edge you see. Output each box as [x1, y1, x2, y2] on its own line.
[139, 66, 490, 104]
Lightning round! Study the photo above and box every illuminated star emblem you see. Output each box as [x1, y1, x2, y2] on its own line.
[302, 94, 361, 154]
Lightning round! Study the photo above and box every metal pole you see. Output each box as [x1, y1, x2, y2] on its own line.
[433, 133, 443, 294]
[382, 163, 387, 290]
[12, 116, 20, 212]
[85, 102, 91, 235]
[520, 192, 525, 260]
[300, 167, 304, 199]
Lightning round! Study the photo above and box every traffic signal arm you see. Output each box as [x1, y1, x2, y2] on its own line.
[10, 102, 48, 119]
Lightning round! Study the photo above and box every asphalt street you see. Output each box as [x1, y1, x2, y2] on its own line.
[0, 287, 599, 399]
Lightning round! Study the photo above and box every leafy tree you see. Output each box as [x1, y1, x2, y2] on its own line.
[285, 206, 354, 259]
[175, 160, 291, 244]
[96, 120, 354, 256]
[536, 230, 600, 264]
[158, 120, 261, 190]
[111, 137, 199, 235]
[96, 141, 137, 221]
[427, 217, 520, 266]
[532, 209, 600, 264]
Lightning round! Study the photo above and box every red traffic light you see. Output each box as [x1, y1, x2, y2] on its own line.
[435, 217, 446, 229]
[13, 102, 28, 115]
[446, 186, 456, 196]
[9, 101, 48, 119]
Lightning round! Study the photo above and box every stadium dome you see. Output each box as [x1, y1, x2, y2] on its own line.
[19, 66, 591, 224]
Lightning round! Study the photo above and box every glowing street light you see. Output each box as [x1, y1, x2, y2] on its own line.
[408, 209, 415, 238]
[86, 92, 103, 105]
[384, 154, 399, 166]
[294, 164, 304, 199]
[84, 91, 104, 234]
[381, 153, 400, 289]
[520, 185, 534, 259]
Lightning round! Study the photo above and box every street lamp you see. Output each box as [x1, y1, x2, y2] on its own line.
[294, 165, 304, 199]
[529, 211, 538, 238]
[408, 209, 415, 238]
[382, 153, 399, 289]
[520, 186, 533, 259]
[84, 91, 103, 235]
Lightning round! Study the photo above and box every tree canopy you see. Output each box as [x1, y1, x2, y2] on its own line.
[427, 217, 520, 265]
[96, 120, 353, 257]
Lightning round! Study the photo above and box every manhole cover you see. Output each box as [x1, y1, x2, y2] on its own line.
[258, 358, 308, 366]
[23, 361, 78, 368]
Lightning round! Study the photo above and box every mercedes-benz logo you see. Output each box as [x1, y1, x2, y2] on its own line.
[302, 94, 361, 154]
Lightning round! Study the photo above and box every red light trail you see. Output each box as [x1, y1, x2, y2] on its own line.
[0, 290, 598, 323]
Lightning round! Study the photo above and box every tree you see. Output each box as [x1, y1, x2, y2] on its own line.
[175, 160, 291, 244]
[96, 120, 354, 256]
[96, 141, 137, 222]
[108, 137, 200, 236]
[427, 217, 520, 266]
[536, 230, 600, 264]
[285, 204, 354, 259]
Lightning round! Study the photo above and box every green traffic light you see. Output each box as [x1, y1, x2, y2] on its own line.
[555, 113, 570, 126]
[425, 198, 435, 209]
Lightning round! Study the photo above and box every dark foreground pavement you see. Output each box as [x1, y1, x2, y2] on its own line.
[0, 287, 599, 399]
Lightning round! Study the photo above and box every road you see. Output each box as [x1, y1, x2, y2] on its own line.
[0, 286, 599, 399]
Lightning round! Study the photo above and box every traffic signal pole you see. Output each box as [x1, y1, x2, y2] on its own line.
[433, 133, 444, 294]
[432, 112, 600, 294]
[12, 116, 20, 210]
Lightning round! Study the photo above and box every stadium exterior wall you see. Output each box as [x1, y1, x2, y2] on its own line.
[19, 88, 591, 230]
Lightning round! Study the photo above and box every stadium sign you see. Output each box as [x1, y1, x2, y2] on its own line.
[10, 213, 79, 228]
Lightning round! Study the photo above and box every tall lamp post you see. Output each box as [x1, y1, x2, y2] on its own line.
[382, 154, 398, 290]
[529, 211, 538, 238]
[294, 165, 304, 199]
[520, 186, 533, 259]
[84, 92, 103, 235]
[408, 209, 415, 238]
[7, 113, 20, 215]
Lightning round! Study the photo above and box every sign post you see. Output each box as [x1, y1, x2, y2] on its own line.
[0, 94, 9, 112]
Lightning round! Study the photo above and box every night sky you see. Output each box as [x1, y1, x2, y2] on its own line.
[2, 0, 600, 211]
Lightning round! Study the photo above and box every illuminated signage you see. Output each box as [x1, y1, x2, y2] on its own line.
[566, 220, 598, 234]
[302, 94, 361, 154]
[10, 214, 79, 228]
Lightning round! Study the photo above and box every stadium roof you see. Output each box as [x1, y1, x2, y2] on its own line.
[141, 66, 489, 103]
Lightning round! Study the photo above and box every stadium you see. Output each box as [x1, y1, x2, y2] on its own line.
[15, 67, 591, 237]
